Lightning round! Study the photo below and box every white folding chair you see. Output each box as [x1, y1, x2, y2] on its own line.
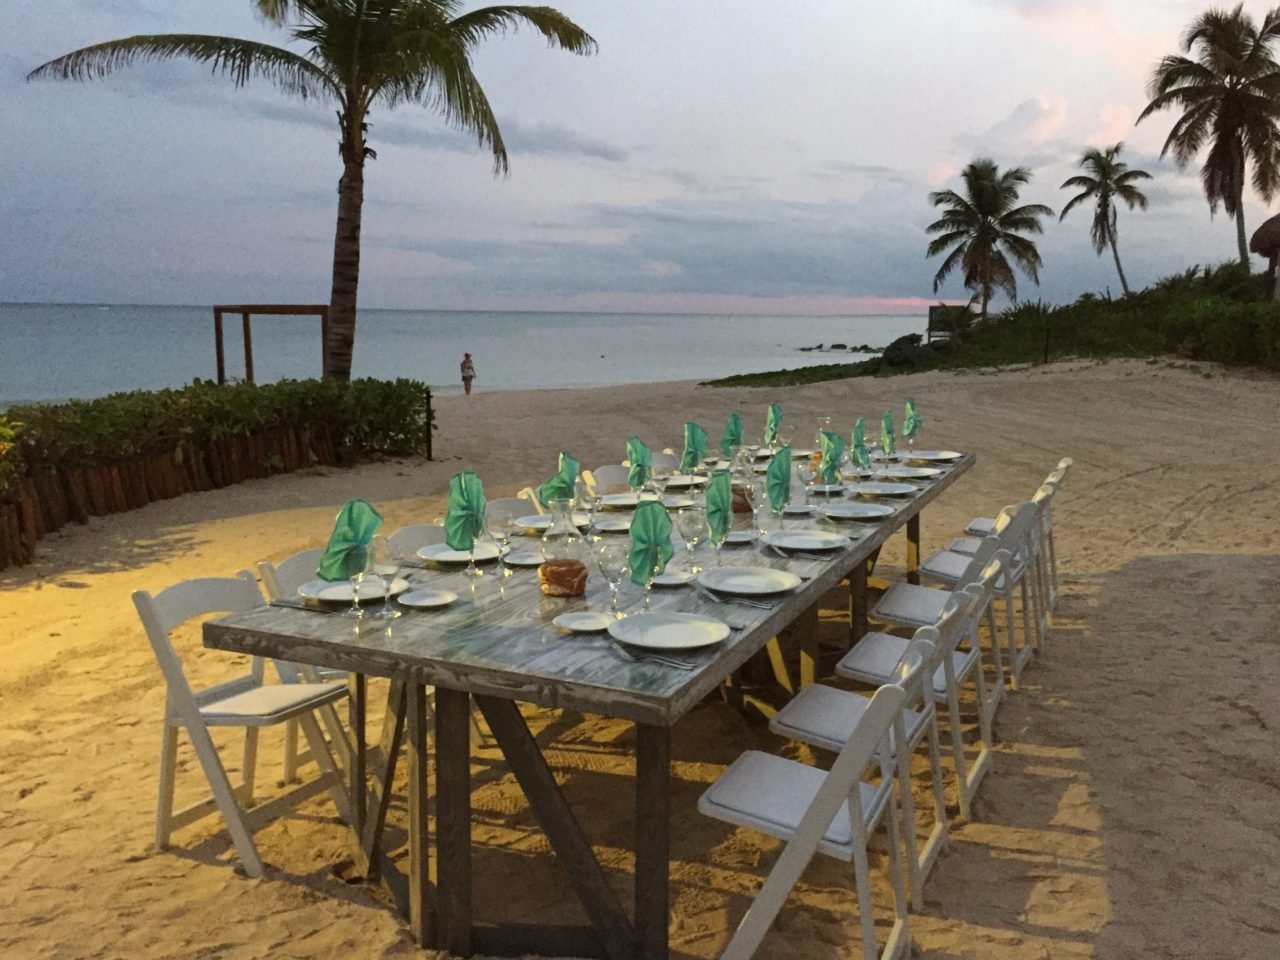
[133, 571, 350, 877]
[699, 683, 912, 960]
[257, 549, 351, 779]
[386, 523, 447, 556]
[584, 464, 631, 495]
[486, 494, 541, 520]
[770, 636, 946, 909]
[921, 502, 1043, 687]
[964, 456, 1070, 543]
[846, 575, 998, 821]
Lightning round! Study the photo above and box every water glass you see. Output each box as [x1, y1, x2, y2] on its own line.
[594, 541, 629, 618]
[675, 505, 706, 573]
[795, 460, 817, 505]
[488, 509, 514, 578]
[368, 535, 403, 620]
[344, 545, 370, 619]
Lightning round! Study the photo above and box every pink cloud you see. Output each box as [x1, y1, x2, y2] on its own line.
[1087, 102, 1136, 148]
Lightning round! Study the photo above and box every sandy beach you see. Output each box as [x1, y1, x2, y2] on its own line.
[2, 358, 1278, 960]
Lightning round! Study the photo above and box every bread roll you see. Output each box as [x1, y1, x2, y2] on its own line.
[538, 558, 588, 597]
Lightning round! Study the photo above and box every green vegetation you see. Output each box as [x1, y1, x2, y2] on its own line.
[1059, 144, 1152, 296]
[0, 377, 433, 491]
[1138, 4, 1280, 264]
[926, 159, 1054, 319]
[705, 262, 1280, 388]
[28, 0, 596, 381]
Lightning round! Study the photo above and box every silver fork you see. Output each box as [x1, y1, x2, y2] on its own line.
[610, 641, 696, 671]
[695, 585, 780, 610]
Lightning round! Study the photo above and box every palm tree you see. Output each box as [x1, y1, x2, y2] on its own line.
[28, 1, 596, 380]
[1137, 3, 1280, 266]
[925, 159, 1054, 320]
[1059, 143, 1152, 296]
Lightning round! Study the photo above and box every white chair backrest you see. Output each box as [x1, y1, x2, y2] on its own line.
[587, 464, 631, 494]
[956, 535, 1002, 588]
[992, 501, 1039, 552]
[929, 583, 984, 656]
[516, 487, 547, 513]
[133, 571, 263, 704]
[892, 637, 935, 712]
[258, 548, 324, 601]
[387, 524, 447, 556]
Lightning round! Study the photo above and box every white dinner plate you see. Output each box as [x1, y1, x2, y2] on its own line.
[298, 577, 410, 603]
[662, 495, 695, 510]
[822, 501, 896, 521]
[762, 530, 852, 552]
[600, 492, 642, 508]
[697, 566, 802, 597]
[905, 450, 964, 463]
[653, 569, 695, 587]
[398, 588, 458, 609]
[503, 549, 545, 567]
[664, 474, 708, 489]
[878, 466, 942, 481]
[750, 447, 773, 460]
[725, 530, 758, 544]
[608, 612, 730, 651]
[783, 504, 812, 516]
[808, 483, 846, 496]
[871, 451, 901, 462]
[417, 542, 502, 564]
[516, 513, 589, 531]
[553, 611, 615, 633]
[592, 516, 632, 533]
[848, 481, 918, 498]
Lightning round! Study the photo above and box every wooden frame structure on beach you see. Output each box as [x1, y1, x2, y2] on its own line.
[212, 304, 329, 384]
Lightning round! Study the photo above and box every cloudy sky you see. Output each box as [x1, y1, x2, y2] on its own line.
[3, 0, 1275, 314]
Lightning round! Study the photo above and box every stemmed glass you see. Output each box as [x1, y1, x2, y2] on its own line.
[593, 541, 629, 619]
[814, 416, 832, 448]
[747, 478, 766, 537]
[464, 528, 485, 579]
[795, 459, 817, 506]
[650, 464, 673, 501]
[487, 509, 514, 578]
[675, 505, 706, 574]
[640, 558, 662, 613]
[368, 535, 403, 620]
[345, 544, 371, 619]
[771, 485, 791, 532]
[707, 518, 729, 566]
[575, 478, 601, 527]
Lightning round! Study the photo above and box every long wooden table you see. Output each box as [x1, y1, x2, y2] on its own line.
[204, 454, 972, 959]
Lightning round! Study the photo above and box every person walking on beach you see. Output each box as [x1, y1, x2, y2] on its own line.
[460, 352, 476, 395]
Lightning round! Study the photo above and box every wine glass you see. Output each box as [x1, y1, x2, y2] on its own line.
[594, 541, 629, 619]
[575, 478, 601, 526]
[650, 463, 673, 501]
[770, 483, 791, 532]
[640, 557, 662, 613]
[675, 505, 706, 574]
[344, 544, 370, 619]
[795, 459, 817, 506]
[464, 530, 485, 579]
[707, 519, 729, 566]
[367, 535, 403, 620]
[487, 508, 514, 578]
[747, 478, 767, 537]
[814, 416, 832, 448]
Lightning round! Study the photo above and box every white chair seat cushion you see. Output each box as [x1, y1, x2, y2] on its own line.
[698, 750, 887, 861]
[771, 684, 927, 757]
[966, 516, 996, 536]
[837, 632, 972, 696]
[918, 549, 971, 583]
[871, 582, 950, 627]
[947, 536, 982, 555]
[201, 682, 347, 725]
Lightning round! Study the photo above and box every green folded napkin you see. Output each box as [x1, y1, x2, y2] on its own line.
[819, 431, 845, 485]
[538, 451, 580, 508]
[626, 436, 651, 489]
[679, 422, 708, 473]
[881, 410, 896, 457]
[445, 471, 487, 551]
[705, 470, 732, 544]
[317, 498, 384, 581]
[765, 447, 792, 512]
[903, 397, 923, 439]
[764, 403, 783, 445]
[851, 417, 870, 470]
[721, 412, 743, 457]
[629, 500, 674, 585]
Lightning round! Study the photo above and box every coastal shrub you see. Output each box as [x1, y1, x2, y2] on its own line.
[1159, 298, 1280, 365]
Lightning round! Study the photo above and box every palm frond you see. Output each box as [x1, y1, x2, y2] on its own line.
[27, 34, 339, 102]
[450, 5, 598, 54]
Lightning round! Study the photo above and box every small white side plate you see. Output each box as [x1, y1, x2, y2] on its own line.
[725, 530, 758, 544]
[503, 550, 545, 567]
[661, 495, 695, 509]
[906, 450, 964, 462]
[653, 569, 695, 587]
[783, 504, 812, 516]
[553, 611, 615, 633]
[398, 588, 458, 609]
[592, 516, 632, 533]
[664, 475, 708, 489]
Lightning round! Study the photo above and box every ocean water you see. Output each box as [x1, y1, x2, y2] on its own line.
[0, 303, 925, 405]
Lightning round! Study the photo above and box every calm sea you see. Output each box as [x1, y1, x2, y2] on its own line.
[0, 303, 925, 406]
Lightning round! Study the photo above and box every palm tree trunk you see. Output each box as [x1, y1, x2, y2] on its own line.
[1110, 232, 1131, 297]
[325, 154, 365, 381]
[1236, 205, 1250, 268]
[980, 284, 990, 321]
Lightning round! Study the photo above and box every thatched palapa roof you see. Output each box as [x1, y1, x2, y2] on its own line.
[1250, 213, 1280, 256]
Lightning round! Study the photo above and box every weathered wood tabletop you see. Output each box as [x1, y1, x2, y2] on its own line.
[203, 453, 973, 959]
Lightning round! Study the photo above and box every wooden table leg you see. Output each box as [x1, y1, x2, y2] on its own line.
[907, 514, 921, 585]
[435, 688, 473, 957]
[407, 683, 433, 947]
[635, 724, 671, 960]
[850, 558, 870, 643]
[358, 680, 406, 878]
[348, 674, 367, 839]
